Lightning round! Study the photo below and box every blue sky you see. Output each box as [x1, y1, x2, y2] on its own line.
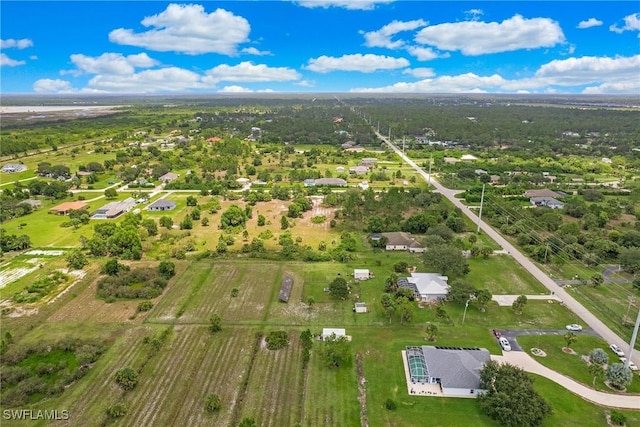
[1, 1, 639, 94]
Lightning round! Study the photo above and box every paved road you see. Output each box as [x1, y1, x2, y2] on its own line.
[376, 131, 640, 367]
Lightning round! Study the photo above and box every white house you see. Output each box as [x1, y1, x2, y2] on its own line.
[405, 346, 490, 397]
[353, 269, 371, 281]
[2, 164, 27, 173]
[381, 232, 424, 253]
[398, 273, 450, 302]
[321, 328, 346, 341]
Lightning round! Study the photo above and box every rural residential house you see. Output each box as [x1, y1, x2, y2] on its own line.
[147, 199, 177, 211]
[92, 197, 136, 219]
[404, 346, 490, 397]
[159, 172, 180, 183]
[49, 201, 88, 215]
[397, 273, 450, 302]
[381, 232, 424, 253]
[314, 178, 347, 187]
[2, 163, 27, 173]
[354, 303, 368, 313]
[321, 328, 346, 341]
[353, 269, 372, 281]
[530, 196, 564, 209]
[20, 199, 42, 209]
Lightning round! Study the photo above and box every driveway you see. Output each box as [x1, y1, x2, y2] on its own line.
[495, 328, 599, 352]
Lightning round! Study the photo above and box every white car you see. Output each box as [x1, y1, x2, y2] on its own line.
[565, 324, 582, 332]
[619, 358, 638, 371]
[609, 344, 625, 358]
[498, 337, 511, 352]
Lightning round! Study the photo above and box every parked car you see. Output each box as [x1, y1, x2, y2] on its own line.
[566, 324, 583, 332]
[498, 337, 511, 352]
[609, 344, 625, 358]
[619, 358, 639, 371]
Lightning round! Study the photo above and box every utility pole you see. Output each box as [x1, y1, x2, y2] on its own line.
[625, 307, 640, 370]
[476, 184, 485, 234]
[427, 154, 432, 188]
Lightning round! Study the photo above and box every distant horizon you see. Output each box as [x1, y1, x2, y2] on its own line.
[1, 1, 638, 95]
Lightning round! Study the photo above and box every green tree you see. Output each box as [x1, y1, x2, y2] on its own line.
[476, 289, 492, 312]
[141, 219, 158, 236]
[180, 215, 193, 230]
[186, 195, 198, 206]
[512, 295, 528, 315]
[422, 244, 469, 278]
[588, 362, 604, 388]
[239, 417, 257, 427]
[159, 216, 173, 229]
[66, 249, 88, 270]
[209, 313, 222, 333]
[104, 188, 118, 199]
[478, 360, 552, 427]
[588, 348, 608, 365]
[158, 261, 175, 279]
[564, 331, 577, 348]
[321, 335, 352, 368]
[328, 277, 349, 299]
[280, 215, 289, 230]
[380, 293, 396, 324]
[424, 322, 438, 341]
[396, 296, 414, 324]
[590, 273, 604, 287]
[101, 258, 128, 276]
[114, 367, 138, 391]
[257, 214, 266, 226]
[220, 205, 247, 229]
[447, 280, 477, 305]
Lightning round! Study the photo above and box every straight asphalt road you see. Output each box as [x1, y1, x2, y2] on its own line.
[376, 131, 640, 366]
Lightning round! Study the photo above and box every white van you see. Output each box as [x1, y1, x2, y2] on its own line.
[499, 337, 511, 352]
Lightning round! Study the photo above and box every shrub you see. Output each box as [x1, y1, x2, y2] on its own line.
[205, 393, 221, 413]
[606, 363, 633, 389]
[610, 410, 626, 426]
[588, 348, 608, 365]
[311, 215, 326, 224]
[209, 314, 222, 333]
[384, 398, 397, 411]
[265, 331, 289, 350]
[136, 301, 154, 312]
[114, 367, 138, 391]
[106, 403, 128, 418]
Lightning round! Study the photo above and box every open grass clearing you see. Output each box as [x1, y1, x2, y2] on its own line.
[467, 254, 549, 295]
[517, 334, 640, 393]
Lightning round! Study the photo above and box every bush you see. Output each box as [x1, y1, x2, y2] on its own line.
[209, 314, 222, 333]
[205, 393, 221, 413]
[137, 301, 154, 312]
[588, 348, 608, 365]
[265, 331, 289, 350]
[610, 410, 626, 426]
[384, 398, 397, 411]
[114, 367, 138, 391]
[106, 403, 128, 418]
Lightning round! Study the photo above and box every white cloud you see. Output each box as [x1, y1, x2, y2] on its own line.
[306, 53, 409, 73]
[109, 4, 250, 55]
[465, 9, 483, 20]
[295, 80, 315, 87]
[350, 54, 640, 94]
[67, 52, 159, 76]
[610, 13, 640, 35]
[1, 38, 33, 49]
[402, 67, 435, 78]
[203, 62, 300, 84]
[240, 47, 272, 56]
[414, 14, 565, 55]
[577, 18, 603, 29]
[1, 53, 26, 67]
[33, 79, 75, 93]
[218, 85, 253, 93]
[352, 72, 505, 93]
[86, 67, 203, 92]
[534, 55, 640, 85]
[294, 1, 394, 10]
[362, 19, 427, 49]
[405, 46, 447, 61]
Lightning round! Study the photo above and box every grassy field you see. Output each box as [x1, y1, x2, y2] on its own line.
[2, 256, 639, 426]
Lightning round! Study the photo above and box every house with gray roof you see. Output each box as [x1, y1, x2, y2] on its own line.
[398, 273, 449, 302]
[20, 199, 42, 209]
[92, 197, 136, 219]
[405, 346, 490, 397]
[159, 172, 180, 183]
[314, 178, 347, 187]
[381, 232, 424, 253]
[2, 163, 27, 173]
[530, 196, 564, 209]
[148, 199, 177, 211]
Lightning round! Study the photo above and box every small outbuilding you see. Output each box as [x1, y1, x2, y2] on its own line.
[2, 164, 27, 173]
[354, 303, 368, 313]
[321, 328, 346, 341]
[278, 275, 294, 303]
[353, 269, 372, 281]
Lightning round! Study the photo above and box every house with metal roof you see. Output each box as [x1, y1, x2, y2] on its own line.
[530, 196, 564, 209]
[147, 199, 177, 211]
[92, 197, 136, 219]
[314, 178, 347, 187]
[405, 346, 490, 397]
[398, 273, 449, 302]
[2, 163, 27, 173]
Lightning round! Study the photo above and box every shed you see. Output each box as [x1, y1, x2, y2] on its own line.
[321, 328, 346, 341]
[278, 275, 294, 303]
[354, 303, 368, 313]
[354, 269, 371, 281]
